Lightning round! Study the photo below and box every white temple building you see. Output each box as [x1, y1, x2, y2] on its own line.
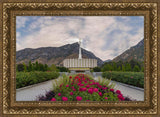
[63, 39, 97, 72]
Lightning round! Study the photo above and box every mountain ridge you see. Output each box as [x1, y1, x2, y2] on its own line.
[112, 39, 144, 62]
[16, 42, 104, 66]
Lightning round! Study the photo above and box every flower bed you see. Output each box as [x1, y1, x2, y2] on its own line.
[38, 74, 132, 101]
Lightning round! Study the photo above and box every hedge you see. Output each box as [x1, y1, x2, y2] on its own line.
[16, 71, 60, 89]
[102, 71, 144, 88]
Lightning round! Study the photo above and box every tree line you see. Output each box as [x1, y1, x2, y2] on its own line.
[16, 61, 69, 72]
[93, 60, 144, 72]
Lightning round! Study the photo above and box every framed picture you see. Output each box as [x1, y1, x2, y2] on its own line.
[0, 0, 159, 116]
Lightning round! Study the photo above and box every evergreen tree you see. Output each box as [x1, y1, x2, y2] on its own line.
[113, 62, 117, 71]
[125, 63, 132, 71]
[133, 65, 140, 72]
[117, 66, 121, 71]
[93, 67, 101, 72]
[17, 64, 24, 72]
[23, 62, 27, 72]
[32, 63, 36, 71]
[39, 63, 45, 71]
[49, 64, 58, 72]
[28, 61, 33, 72]
[35, 61, 39, 71]
[44, 64, 48, 71]
[122, 65, 125, 72]
[141, 66, 144, 72]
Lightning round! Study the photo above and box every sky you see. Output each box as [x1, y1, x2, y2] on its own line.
[16, 16, 144, 61]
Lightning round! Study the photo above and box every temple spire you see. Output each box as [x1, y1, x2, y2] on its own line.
[78, 38, 82, 59]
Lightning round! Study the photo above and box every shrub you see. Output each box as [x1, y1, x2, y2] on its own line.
[16, 71, 60, 89]
[102, 71, 144, 88]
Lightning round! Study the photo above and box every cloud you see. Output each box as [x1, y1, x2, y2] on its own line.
[16, 16, 144, 61]
[16, 16, 29, 28]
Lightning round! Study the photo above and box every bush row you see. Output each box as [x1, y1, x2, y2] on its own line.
[102, 71, 144, 88]
[16, 71, 60, 89]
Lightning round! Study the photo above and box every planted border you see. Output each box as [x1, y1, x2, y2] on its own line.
[102, 71, 144, 88]
[16, 71, 60, 89]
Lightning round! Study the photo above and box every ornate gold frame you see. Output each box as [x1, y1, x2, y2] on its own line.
[0, 0, 159, 116]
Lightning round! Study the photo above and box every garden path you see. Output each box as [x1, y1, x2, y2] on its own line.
[16, 78, 59, 101]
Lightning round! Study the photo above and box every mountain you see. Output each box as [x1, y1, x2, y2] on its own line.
[16, 42, 104, 66]
[112, 39, 144, 62]
[104, 59, 112, 63]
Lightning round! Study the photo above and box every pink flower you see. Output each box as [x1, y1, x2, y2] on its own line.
[71, 86, 74, 89]
[98, 85, 102, 89]
[66, 85, 69, 87]
[76, 96, 82, 101]
[79, 88, 83, 91]
[110, 89, 114, 92]
[116, 90, 121, 95]
[73, 88, 76, 91]
[70, 92, 73, 95]
[86, 100, 90, 101]
[131, 76, 133, 79]
[117, 94, 124, 100]
[51, 98, 56, 101]
[104, 97, 108, 100]
[62, 97, 68, 101]
[58, 93, 61, 96]
[93, 88, 98, 92]
[82, 87, 87, 91]
[86, 85, 90, 88]
[80, 84, 84, 86]
[99, 92, 102, 96]
[88, 88, 93, 94]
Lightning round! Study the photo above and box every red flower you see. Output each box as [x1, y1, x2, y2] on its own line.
[82, 87, 87, 91]
[99, 92, 102, 96]
[116, 90, 121, 95]
[66, 85, 69, 87]
[110, 89, 114, 92]
[79, 84, 84, 86]
[51, 98, 56, 101]
[79, 88, 83, 92]
[69, 76, 72, 79]
[70, 92, 73, 95]
[93, 88, 98, 92]
[98, 85, 102, 89]
[62, 97, 68, 101]
[88, 88, 93, 94]
[117, 94, 124, 100]
[76, 96, 82, 101]
[86, 85, 90, 88]
[58, 93, 61, 96]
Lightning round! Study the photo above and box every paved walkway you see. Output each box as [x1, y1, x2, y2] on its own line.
[16, 79, 58, 101]
[16, 76, 144, 101]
